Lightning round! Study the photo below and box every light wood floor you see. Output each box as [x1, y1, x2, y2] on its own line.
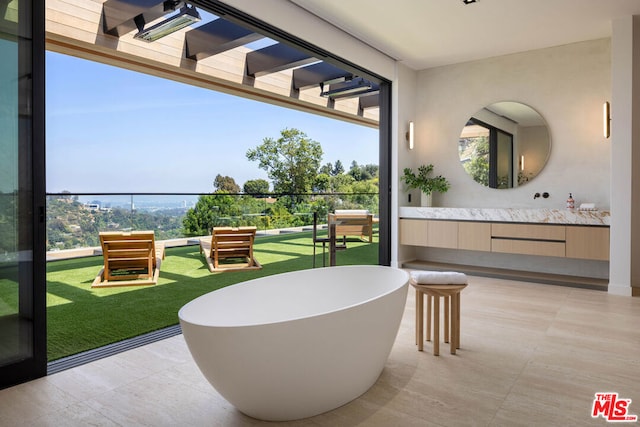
[1, 275, 639, 426]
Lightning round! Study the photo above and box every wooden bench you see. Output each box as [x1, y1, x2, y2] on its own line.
[92, 231, 165, 288]
[328, 210, 374, 243]
[200, 226, 262, 272]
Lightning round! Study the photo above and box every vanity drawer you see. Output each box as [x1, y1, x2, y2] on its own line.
[399, 219, 428, 246]
[427, 220, 458, 249]
[459, 222, 491, 251]
[491, 223, 565, 241]
[565, 226, 610, 261]
[491, 238, 566, 257]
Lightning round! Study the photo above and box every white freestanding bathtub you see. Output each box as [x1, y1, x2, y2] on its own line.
[178, 265, 409, 421]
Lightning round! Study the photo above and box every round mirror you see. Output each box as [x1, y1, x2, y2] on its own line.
[458, 101, 550, 189]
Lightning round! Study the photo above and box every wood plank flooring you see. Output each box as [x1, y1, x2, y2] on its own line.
[1, 275, 639, 426]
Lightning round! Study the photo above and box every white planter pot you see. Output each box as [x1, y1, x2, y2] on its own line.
[420, 192, 433, 207]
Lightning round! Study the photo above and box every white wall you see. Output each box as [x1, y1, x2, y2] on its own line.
[392, 63, 418, 267]
[609, 16, 640, 296]
[409, 39, 611, 209]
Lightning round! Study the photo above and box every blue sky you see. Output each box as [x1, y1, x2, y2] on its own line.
[45, 51, 379, 194]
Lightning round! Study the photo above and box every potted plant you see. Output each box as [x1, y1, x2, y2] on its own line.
[401, 164, 450, 207]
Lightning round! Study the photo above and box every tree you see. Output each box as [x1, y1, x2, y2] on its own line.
[243, 179, 270, 196]
[363, 164, 379, 180]
[314, 173, 330, 192]
[183, 194, 242, 235]
[328, 173, 355, 193]
[348, 161, 378, 181]
[319, 162, 333, 175]
[213, 174, 241, 193]
[348, 161, 362, 181]
[332, 160, 344, 176]
[462, 136, 489, 187]
[246, 128, 323, 196]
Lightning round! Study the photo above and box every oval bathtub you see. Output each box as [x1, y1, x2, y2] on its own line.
[178, 265, 409, 421]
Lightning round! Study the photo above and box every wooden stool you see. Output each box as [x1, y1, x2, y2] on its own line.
[410, 276, 467, 356]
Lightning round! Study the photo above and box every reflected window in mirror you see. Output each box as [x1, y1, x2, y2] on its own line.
[460, 118, 513, 188]
[458, 102, 550, 189]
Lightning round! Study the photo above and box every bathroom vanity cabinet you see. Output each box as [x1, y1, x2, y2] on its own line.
[399, 218, 609, 261]
[399, 208, 611, 288]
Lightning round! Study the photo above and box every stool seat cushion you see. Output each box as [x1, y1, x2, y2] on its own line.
[410, 271, 468, 285]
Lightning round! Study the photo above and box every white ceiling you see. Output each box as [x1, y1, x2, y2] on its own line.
[289, 0, 640, 70]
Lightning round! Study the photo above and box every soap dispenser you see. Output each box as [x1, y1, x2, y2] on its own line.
[566, 193, 575, 209]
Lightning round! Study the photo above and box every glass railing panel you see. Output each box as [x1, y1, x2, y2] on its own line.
[46, 192, 378, 250]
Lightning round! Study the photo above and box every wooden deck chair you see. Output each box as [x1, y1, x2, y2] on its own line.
[329, 210, 374, 242]
[199, 226, 262, 272]
[92, 231, 165, 288]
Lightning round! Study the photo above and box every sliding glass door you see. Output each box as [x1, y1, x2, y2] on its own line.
[0, 0, 46, 388]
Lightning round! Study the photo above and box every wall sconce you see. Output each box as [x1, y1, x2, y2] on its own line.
[603, 101, 611, 139]
[406, 121, 414, 150]
[520, 155, 525, 171]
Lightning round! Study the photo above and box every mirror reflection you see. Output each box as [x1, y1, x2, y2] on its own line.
[458, 102, 550, 189]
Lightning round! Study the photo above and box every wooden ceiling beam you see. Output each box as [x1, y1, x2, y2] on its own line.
[292, 62, 353, 90]
[359, 93, 379, 110]
[246, 43, 316, 77]
[185, 18, 264, 61]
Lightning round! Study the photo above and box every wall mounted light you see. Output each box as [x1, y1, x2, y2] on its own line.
[320, 77, 378, 99]
[134, 4, 201, 42]
[520, 155, 525, 171]
[603, 101, 611, 139]
[406, 121, 414, 150]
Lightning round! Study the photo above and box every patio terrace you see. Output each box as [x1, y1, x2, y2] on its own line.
[44, 223, 379, 365]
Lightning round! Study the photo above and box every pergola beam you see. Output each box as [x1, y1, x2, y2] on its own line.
[246, 43, 316, 77]
[359, 93, 380, 110]
[292, 62, 353, 90]
[185, 18, 264, 61]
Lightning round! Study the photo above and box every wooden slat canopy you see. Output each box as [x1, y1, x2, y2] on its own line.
[45, 0, 380, 126]
[185, 18, 263, 60]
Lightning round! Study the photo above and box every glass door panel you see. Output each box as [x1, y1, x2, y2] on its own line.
[0, 0, 46, 388]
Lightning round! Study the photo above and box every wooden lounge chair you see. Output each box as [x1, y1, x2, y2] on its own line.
[199, 226, 262, 272]
[328, 210, 374, 243]
[92, 231, 165, 288]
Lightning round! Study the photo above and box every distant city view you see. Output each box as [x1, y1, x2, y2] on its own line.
[76, 195, 199, 212]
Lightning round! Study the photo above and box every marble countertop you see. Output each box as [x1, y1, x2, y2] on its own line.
[399, 207, 610, 226]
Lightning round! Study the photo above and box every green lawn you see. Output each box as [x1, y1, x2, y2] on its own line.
[46, 230, 378, 361]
